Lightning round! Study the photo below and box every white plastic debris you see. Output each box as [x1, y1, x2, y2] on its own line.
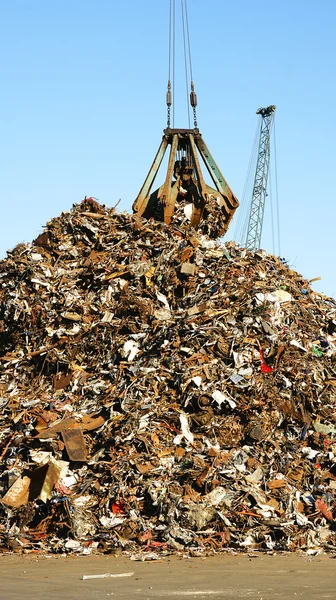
[65, 539, 83, 551]
[183, 203, 193, 220]
[203, 487, 232, 508]
[255, 290, 292, 304]
[174, 412, 194, 445]
[301, 446, 320, 460]
[122, 340, 140, 361]
[212, 390, 237, 409]
[99, 515, 125, 529]
[82, 572, 134, 581]
[156, 291, 170, 310]
[290, 339, 307, 352]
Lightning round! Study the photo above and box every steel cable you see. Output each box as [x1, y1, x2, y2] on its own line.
[233, 119, 260, 244]
[167, 0, 176, 127]
[184, 0, 198, 127]
[168, 0, 172, 82]
[181, 0, 191, 128]
[184, 0, 194, 82]
[172, 0, 176, 126]
[269, 165, 276, 255]
[273, 117, 281, 256]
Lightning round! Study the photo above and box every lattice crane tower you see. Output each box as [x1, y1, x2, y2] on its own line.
[245, 105, 276, 250]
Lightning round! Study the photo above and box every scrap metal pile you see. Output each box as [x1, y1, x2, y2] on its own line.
[1, 198, 336, 556]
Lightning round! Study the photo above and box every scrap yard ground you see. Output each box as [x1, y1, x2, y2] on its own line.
[0, 554, 335, 599]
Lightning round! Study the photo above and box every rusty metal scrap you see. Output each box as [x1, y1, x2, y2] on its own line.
[0, 198, 336, 556]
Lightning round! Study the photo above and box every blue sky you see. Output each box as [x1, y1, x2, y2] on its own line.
[1, 0, 335, 298]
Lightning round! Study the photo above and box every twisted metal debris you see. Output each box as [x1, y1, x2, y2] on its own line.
[0, 198, 335, 556]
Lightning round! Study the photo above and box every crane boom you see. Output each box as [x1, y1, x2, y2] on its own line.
[245, 105, 276, 250]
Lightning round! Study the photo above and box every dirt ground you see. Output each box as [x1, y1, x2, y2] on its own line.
[0, 553, 335, 600]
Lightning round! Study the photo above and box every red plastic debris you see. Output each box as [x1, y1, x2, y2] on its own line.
[259, 349, 273, 373]
[111, 502, 125, 515]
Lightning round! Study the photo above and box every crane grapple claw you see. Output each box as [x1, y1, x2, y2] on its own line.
[132, 128, 239, 238]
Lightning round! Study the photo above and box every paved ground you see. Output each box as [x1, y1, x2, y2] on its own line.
[0, 553, 335, 600]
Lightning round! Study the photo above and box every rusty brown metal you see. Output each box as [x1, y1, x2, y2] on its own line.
[61, 428, 87, 462]
[53, 371, 72, 391]
[195, 135, 239, 233]
[187, 133, 208, 229]
[132, 136, 168, 216]
[158, 133, 179, 224]
[1, 476, 31, 508]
